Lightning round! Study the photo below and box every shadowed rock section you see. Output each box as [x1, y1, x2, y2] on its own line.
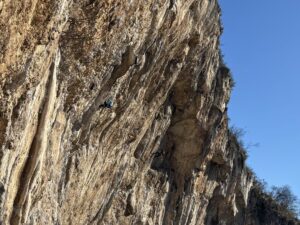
[0, 0, 299, 224]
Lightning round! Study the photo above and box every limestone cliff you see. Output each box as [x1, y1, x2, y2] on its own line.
[0, 0, 298, 224]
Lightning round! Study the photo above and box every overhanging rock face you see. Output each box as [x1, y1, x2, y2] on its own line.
[0, 0, 298, 224]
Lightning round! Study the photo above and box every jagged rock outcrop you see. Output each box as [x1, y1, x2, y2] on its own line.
[0, 0, 299, 224]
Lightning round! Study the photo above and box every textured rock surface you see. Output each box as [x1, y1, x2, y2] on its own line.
[0, 0, 299, 224]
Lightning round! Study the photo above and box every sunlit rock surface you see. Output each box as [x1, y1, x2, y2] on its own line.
[0, 0, 299, 224]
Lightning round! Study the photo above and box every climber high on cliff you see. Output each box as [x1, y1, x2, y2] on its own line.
[100, 99, 113, 109]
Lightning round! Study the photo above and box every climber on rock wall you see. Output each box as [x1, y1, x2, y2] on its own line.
[100, 99, 113, 109]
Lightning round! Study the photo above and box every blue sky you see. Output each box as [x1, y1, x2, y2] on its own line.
[219, 0, 300, 199]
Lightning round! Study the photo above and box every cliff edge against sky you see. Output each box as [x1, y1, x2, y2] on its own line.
[0, 0, 299, 224]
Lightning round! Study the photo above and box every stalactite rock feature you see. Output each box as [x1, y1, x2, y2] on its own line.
[0, 0, 299, 225]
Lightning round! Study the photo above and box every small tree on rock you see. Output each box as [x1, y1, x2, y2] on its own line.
[270, 185, 299, 216]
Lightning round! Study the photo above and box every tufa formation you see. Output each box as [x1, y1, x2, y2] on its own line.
[0, 0, 299, 224]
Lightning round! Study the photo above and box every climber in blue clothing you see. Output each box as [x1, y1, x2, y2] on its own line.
[100, 99, 113, 109]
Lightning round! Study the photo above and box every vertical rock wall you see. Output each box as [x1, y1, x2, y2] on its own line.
[0, 0, 298, 224]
